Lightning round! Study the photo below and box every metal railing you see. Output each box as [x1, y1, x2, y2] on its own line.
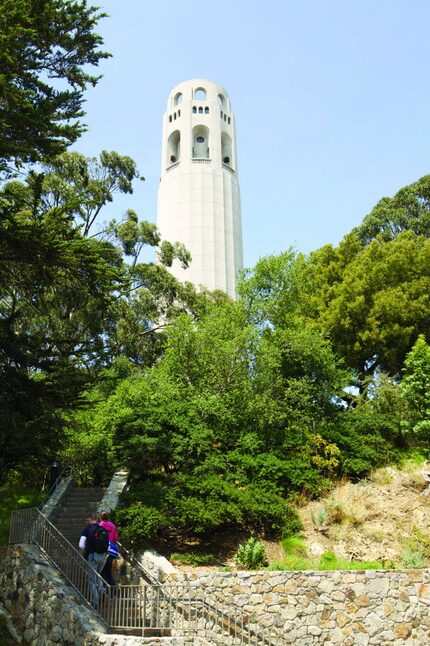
[9, 508, 280, 644]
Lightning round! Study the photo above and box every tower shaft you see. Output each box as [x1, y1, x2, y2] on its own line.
[157, 79, 243, 298]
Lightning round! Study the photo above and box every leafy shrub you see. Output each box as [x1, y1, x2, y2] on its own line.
[114, 504, 166, 544]
[281, 506, 304, 538]
[234, 537, 268, 570]
[322, 413, 400, 479]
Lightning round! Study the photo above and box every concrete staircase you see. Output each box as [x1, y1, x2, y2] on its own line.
[51, 486, 106, 548]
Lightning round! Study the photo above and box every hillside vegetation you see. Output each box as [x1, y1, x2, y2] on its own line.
[2, 1, 430, 559]
[296, 458, 430, 569]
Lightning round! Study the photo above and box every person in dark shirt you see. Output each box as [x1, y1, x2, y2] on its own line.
[79, 512, 107, 606]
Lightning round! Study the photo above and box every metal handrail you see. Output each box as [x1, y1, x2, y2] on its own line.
[9, 508, 113, 623]
[117, 540, 278, 646]
[9, 508, 280, 644]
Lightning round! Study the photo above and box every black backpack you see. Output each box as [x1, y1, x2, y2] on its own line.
[89, 524, 109, 554]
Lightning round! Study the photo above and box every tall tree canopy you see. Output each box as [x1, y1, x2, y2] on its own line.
[355, 174, 430, 245]
[0, 0, 109, 173]
[302, 231, 430, 381]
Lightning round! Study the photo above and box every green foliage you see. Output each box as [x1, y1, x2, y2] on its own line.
[268, 550, 385, 572]
[114, 504, 166, 545]
[355, 174, 430, 244]
[311, 508, 328, 529]
[238, 249, 303, 328]
[303, 231, 430, 380]
[281, 509, 304, 538]
[400, 545, 426, 569]
[0, 481, 43, 546]
[0, 200, 122, 481]
[321, 411, 400, 479]
[170, 552, 216, 566]
[234, 537, 268, 570]
[318, 551, 383, 571]
[0, 0, 109, 173]
[40, 151, 142, 236]
[281, 534, 307, 557]
[401, 335, 430, 452]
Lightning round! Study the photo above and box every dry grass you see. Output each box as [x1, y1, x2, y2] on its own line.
[299, 459, 430, 565]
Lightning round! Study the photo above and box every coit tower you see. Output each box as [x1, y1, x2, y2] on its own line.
[156, 79, 243, 299]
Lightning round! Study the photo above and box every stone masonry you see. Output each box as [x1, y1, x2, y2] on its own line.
[0, 545, 199, 645]
[169, 568, 430, 645]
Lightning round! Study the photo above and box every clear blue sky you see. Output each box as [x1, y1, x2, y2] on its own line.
[76, 0, 430, 269]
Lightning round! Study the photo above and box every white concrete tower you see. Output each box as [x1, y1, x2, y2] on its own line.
[156, 79, 243, 298]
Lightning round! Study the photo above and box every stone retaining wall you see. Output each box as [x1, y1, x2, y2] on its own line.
[0, 545, 197, 646]
[4, 538, 430, 644]
[169, 568, 430, 645]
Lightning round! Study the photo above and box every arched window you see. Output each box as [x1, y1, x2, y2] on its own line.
[224, 114, 227, 121]
[228, 117, 231, 124]
[204, 107, 209, 114]
[173, 112, 176, 120]
[192, 125, 209, 159]
[198, 106, 203, 114]
[217, 93, 225, 106]
[174, 92, 183, 106]
[221, 132, 233, 167]
[194, 87, 206, 101]
[178, 109, 181, 117]
[192, 106, 197, 114]
[169, 115, 172, 123]
[167, 130, 181, 165]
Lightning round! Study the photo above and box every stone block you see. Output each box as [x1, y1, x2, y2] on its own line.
[394, 623, 412, 639]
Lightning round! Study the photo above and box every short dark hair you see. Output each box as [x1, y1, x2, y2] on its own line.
[86, 512, 97, 522]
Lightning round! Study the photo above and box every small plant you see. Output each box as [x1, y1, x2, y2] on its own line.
[234, 537, 268, 570]
[311, 508, 328, 531]
[281, 534, 307, 557]
[319, 551, 336, 566]
[400, 545, 426, 569]
[326, 500, 345, 525]
[412, 526, 430, 558]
